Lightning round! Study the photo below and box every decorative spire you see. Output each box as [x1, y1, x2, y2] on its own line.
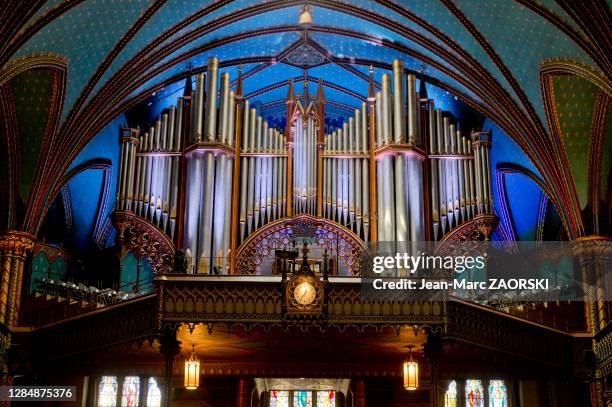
[418, 65, 428, 101]
[183, 76, 192, 98]
[367, 65, 376, 102]
[316, 78, 325, 104]
[287, 78, 295, 103]
[235, 65, 244, 99]
[303, 69, 309, 105]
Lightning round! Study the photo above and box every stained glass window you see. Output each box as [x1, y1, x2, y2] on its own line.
[316, 390, 335, 407]
[488, 380, 507, 407]
[445, 380, 457, 407]
[270, 390, 290, 407]
[146, 378, 161, 407]
[293, 390, 313, 407]
[465, 380, 484, 407]
[121, 376, 140, 407]
[98, 376, 118, 407]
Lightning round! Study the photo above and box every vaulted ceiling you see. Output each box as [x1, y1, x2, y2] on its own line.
[0, 0, 610, 239]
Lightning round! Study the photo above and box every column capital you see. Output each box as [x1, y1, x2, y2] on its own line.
[0, 231, 35, 258]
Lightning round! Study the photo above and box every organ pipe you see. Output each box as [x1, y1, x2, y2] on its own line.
[115, 57, 495, 276]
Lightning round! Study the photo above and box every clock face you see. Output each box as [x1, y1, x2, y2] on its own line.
[293, 281, 316, 305]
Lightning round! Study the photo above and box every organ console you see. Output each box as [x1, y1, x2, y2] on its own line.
[115, 57, 494, 275]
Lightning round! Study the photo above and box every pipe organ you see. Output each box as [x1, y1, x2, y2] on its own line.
[322, 104, 370, 241]
[116, 57, 494, 275]
[292, 114, 317, 215]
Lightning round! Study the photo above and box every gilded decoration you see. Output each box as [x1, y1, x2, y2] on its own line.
[235, 215, 367, 275]
[112, 211, 174, 273]
[0, 231, 35, 258]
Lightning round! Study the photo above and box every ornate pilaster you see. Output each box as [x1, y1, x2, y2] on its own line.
[0, 231, 34, 382]
[574, 236, 612, 407]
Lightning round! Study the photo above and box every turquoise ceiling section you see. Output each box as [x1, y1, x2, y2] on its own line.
[453, 0, 594, 121]
[23, 0, 66, 27]
[150, 10, 301, 72]
[531, 0, 582, 32]
[91, 3, 300, 103]
[13, 0, 153, 121]
[90, 0, 218, 101]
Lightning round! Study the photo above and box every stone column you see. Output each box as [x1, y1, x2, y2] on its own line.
[159, 333, 181, 407]
[237, 377, 249, 407]
[354, 379, 366, 407]
[0, 231, 34, 383]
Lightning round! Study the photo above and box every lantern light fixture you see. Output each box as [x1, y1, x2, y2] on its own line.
[184, 345, 200, 390]
[299, 4, 313, 27]
[403, 345, 419, 391]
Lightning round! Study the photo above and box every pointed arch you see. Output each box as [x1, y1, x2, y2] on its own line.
[0, 53, 67, 231]
[540, 59, 611, 237]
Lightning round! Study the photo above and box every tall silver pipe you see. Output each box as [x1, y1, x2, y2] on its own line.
[485, 146, 493, 213]
[449, 123, 460, 225]
[204, 57, 218, 141]
[152, 119, 163, 224]
[136, 132, 147, 216]
[443, 117, 454, 229]
[473, 140, 483, 214]
[184, 154, 202, 273]
[198, 151, 215, 273]
[218, 72, 230, 144]
[195, 75, 205, 141]
[392, 60, 406, 144]
[436, 111, 447, 234]
[132, 138, 143, 213]
[428, 100, 439, 239]
[213, 153, 227, 272]
[253, 116, 262, 228]
[143, 127, 153, 219]
[376, 93, 383, 147]
[117, 140, 127, 209]
[222, 156, 233, 272]
[407, 74, 417, 145]
[457, 129, 466, 223]
[239, 100, 250, 241]
[467, 140, 475, 218]
[227, 92, 235, 147]
[381, 75, 392, 145]
[246, 108, 257, 233]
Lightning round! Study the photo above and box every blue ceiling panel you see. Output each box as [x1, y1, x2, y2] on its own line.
[504, 172, 544, 241]
[126, 33, 300, 104]
[242, 63, 304, 97]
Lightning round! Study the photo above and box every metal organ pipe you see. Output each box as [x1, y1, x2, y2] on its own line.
[114, 57, 496, 276]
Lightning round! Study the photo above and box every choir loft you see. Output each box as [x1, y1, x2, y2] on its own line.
[0, 1, 610, 407]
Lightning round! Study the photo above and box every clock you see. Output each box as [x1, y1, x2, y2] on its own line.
[294, 280, 316, 305]
[283, 242, 326, 316]
[285, 274, 324, 314]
